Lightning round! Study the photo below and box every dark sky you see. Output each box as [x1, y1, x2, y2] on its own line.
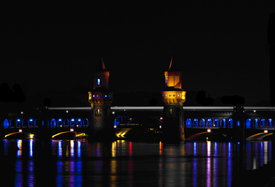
[1, 1, 275, 105]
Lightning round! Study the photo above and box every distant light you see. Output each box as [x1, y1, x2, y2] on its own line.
[173, 95, 175, 97]
[77, 119, 81, 122]
[71, 119, 75, 121]
[93, 95, 95, 97]
[178, 94, 180, 97]
[29, 134, 34, 139]
[21, 111, 24, 114]
[112, 111, 115, 115]
[114, 125, 117, 128]
[264, 130, 268, 133]
[165, 94, 167, 97]
[17, 119, 21, 122]
[19, 129, 22, 133]
[66, 110, 69, 113]
[96, 95, 99, 97]
[101, 95, 103, 97]
[58, 118, 62, 122]
[253, 110, 256, 113]
[105, 95, 107, 97]
[129, 118, 132, 121]
[169, 95, 171, 97]
[70, 128, 74, 132]
[29, 119, 33, 122]
[160, 117, 163, 120]
[207, 129, 211, 133]
[159, 125, 162, 129]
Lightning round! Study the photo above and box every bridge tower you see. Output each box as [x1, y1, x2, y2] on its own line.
[88, 57, 114, 140]
[161, 55, 186, 141]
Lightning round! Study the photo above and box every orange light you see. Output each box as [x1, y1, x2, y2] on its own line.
[19, 129, 22, 133]
[207, 129, 211, 133]
[264, 130, 268, 133]
[70, 128, 74, 132]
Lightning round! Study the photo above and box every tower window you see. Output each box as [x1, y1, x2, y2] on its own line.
[96, 78, 101, 86]
[95, 108, 102, 116]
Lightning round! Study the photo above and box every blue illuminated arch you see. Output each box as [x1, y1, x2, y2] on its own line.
[51, 118, 56, 128]
[70, 118, 75, 128]
[214, 119, 219, 128]
[268, 118, 272, 129]
[76, 118, 82, 128]
[28, 118, 34, 128]
[10, 119, 15, 128]
[227, 118, 233, 128]
[260, 119, 266, 129]
[83, 118, 89, 128]
[220, 119, 226, 128]
[64, 119, 69, 128]
[253, 118, 259, 129]
[186, 118, 192, 128]
[193, 118, 198, 128]
[200, 118, 205, 128]
[16, 118, 22, 128]
[57, 118, 63, 128]
[206, 118, 212, 128]
[3, 119, 9, 129]
[246, 118, 252, 129]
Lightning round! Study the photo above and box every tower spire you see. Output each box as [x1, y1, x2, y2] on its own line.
[101, 57, 105, 71]
[168, 54, 173, 71]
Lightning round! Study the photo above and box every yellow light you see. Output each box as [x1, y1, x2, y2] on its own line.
[207, 129, 211, 133]
[19, 129, 22, 133]
[264, 130, 268, 133]
[29, 134, 34, 139]
[114, 125, 117, 128]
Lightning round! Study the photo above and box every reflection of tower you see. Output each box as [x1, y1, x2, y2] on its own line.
[88, 57, 114, 139]
[161, 55, 186, 141]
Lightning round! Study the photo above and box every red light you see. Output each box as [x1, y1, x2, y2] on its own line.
[129, 118, 132, 121]
[160, 117, 163, 121]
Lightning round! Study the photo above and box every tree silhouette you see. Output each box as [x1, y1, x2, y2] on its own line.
[196, 90, 214, 106]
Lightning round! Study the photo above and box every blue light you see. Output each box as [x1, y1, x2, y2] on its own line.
[237, 121, 240, 126]
[165, 94, 167, 97]
[78, 119, 81, 122]
[96, 78, 100, 86]
[109, 95, 111, 97]
[96, 95, 98, 97]
[29, 119, 33, 122]
[93, 95, 95, 97]
[58, 118, 62, 122]
[178, 94, 180, 97]
[169, 95, 171, 97]
[71, 119, 75, 122]
[105, 95, 107, 97]
[101, 95, 103, 97]
[17, 119, 21, 122]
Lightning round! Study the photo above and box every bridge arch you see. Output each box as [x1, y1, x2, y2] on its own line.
[51, 118, 57, 128]
[220, 118, 226, 128]
[70, 118, 75, 128]
[83, 118, 89, 128]
[64, 119, 69, 128]
[199, 118, 205, 128]
[57, 118, 63, 128]
[186, 118, 192, 128]
[27, 118, 34, 128]
[260, 118, 266, 129]
[246, 118, 252, 129]
[214, 118, 219, 128]
[268, 118, 273, 128]
[227, 118, 233, 128]
[193, 118, 198, 128]
[3, 119, 9, 129]
[35, 119, 43, 128]
[253, 118, 259, 129]
[76, 118, 82, 128]
[206, 118, 212, 128]
[16, 118, 22, 128]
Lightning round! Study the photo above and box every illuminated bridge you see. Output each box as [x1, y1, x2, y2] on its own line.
[1, 106, 275, 141]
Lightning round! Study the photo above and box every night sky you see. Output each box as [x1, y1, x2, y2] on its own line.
[1, 1, 275, 106]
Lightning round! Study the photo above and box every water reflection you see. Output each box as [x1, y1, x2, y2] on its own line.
[1, 139, 273, 187]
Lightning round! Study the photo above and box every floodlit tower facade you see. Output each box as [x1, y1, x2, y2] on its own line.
[161, 55, 186, 141]
[88, 58, 114, 139]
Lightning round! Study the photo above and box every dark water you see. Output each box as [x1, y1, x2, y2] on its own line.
[0, 139, 272, 187]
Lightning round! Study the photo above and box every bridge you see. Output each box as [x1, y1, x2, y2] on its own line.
[1, 106, 275, 141]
